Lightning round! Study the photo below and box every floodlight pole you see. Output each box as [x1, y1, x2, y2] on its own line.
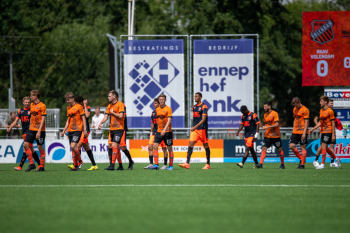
[106, 34, 120, 94]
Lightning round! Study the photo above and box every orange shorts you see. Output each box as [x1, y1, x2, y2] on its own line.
[79, 132, 90, 144]
[149, 135, 166, 147]
[245, 137, 255, 147]
[108, 131, 126, 147]
[189, 129, 208, 144]
[23, 134, 33, 147]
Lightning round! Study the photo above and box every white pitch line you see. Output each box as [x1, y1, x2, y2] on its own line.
[0, 184, 350, 188]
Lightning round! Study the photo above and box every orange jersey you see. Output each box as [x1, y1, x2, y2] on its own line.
[156, 105, 173, 133]
[29, 102, 47, 131]
[319, 108, 335, 134]
[264, 110, 280, 138]
[67, 104, 85, 132]
[105, 101, 125, 130]
[293, 105, 310, 134]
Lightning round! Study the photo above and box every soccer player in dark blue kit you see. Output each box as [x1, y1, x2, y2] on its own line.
[8, 96, 40, 171]
[235, 105, 260, 168]
[179, 92, 210, 169]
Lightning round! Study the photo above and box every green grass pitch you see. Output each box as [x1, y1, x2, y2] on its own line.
[1, 163, 350, 233]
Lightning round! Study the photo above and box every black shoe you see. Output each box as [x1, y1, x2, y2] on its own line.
[25, 164, 36, 172]
[279, 164, 285, 169]
[296, 164, 305, 169]
[299, 160, 301, 166]
[128, 160, 134, 170]
[35, 167, 45, 172]
[69, 167, 79, 171]
[254, 164, 262, 169]
[116, 165, 124, 170]
[104, 166, 115, 170]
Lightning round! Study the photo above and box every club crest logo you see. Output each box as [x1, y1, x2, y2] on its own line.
[310, 20, 334, 44]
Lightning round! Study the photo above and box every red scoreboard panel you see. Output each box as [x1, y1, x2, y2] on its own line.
[302, 11, 350, 86]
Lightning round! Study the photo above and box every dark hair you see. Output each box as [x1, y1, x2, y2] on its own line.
[154, 98, 159, 104]
[195, 92, 202, 98]
[291, 97, 300, 105]
[31, 89, 41, 98]
[74, 95, 84, 103]
[108, 90, 119, 98]
[264, 101, 272, 107]
[320, 96, 329, 103]
[240, 105, 248, 111]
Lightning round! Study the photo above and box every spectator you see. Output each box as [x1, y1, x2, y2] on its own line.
[91, 106, 105, 139]
[5, 111, 20, 139]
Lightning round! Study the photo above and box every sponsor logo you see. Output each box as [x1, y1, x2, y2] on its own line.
[48, 142, 66, 160]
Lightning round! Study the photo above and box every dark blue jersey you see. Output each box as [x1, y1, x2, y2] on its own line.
[124, 104, 128, 131]
[151, 110, 158, 135]
[16, 107, 31, 134]
[241, 111, 260, 138]
[192, 103, 208, 130]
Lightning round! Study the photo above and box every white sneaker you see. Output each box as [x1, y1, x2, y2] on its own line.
[144, 164, 153, 169]
[336, 158, 341, 169]
[316, 164, 325, 169]
[330, 162, 336, 167]
[160, 165, 167, 170]
[313, 160, 320, 168]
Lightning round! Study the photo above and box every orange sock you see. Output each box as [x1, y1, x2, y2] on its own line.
[117, 149, 122, 164]
[301, 150, 307, 165]
[112, 147, 118, 164]
[72, 150, 78, 167]
[292, 148, 301, 159]
[73, 148, 81, 164]
[39, 150, 45, 167]
[169, 152, 174, 167]
[76, 151, 82, 163]
[279, 151, 284, 164]
[260, 151, 266, 164]
[25, 147, 34, 165]
[321, 148, 326, 164]
[153, 150, 159, 165]
[326, 148, 337, 159]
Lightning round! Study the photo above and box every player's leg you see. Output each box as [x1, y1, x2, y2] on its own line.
[255, 137, 271, 168]
[202, 142, 211, 169]
[23, 131, 36, 171]
[145, 135, 154, 169]
[326, 144, 338, 168]
[35, 131, 46, 172]
[120, 131, 134, 170]
[30, 145, 40, 165]
[160, 145, 168, 169]
[290, 134, 302, 162]
[106, 132, 113, 169]
[83, 142, 98, 170]
[314, 146, 322, 167]
[165, 143, 174, 170]
[237, 137, 253, 168]
[150, 133, 162, 170]
[273, 138, 285, 169]
[70, 142, 79, 170]
[249, 146, 259, 166]
[317, 141, 328, 169]
[15, 135, 29, 171]
[180, 130, 198, 169]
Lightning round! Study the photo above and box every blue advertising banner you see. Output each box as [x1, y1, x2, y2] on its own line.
[124, 40, 185, 128]
[193, 39, 254, 128]
[223, 139, 350, 163]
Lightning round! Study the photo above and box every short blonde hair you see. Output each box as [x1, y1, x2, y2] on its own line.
[64, 92, 74, 100]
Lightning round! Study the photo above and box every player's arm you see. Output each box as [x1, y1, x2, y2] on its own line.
[235, 124, 244, 136]
[332, 119, 335, 142]
[84, 101, 91, 118]
[161, 117, 172, 136]
[302, 119, 309, 140]
[61, 119, 69, 137]
[36, 115, 46, 139]
[150, 122, 154, 137]
[314, 116, 319, 126]
[98, 114, 109, 129]
[192, 115, 207, 131]
[7, 118, 20, 132]
[262, 121, 279, 130]
[82, 115, 88, 138]
[109, 110, 123, 119]
[309, 121, 321, 133]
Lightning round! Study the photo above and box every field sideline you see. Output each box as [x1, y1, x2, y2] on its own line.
[1, 163, 350, 233]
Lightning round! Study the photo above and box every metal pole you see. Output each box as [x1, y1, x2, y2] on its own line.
[131, 0, 136, 38]
[119, 36, 124, 102]
[128, 0, 132, 40]
[9, 52, 13, 97]
[187, 36, 190, 128]
[256, 34, 260, 121]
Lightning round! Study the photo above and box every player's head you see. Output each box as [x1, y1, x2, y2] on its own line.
[10, 111, 16, 120]
[291, 97, 302, 108]
[154, 98, 160, 109]
[158, 94, 166, 106]
[328, 99, 334, 108]
[95, 106, 100, 115]
[74, 95, 84, 106]
[320, 96, 329, 107]
[240, 105, 249, 115]
[263, 101, 272, 112]
[30, 89, 40, 102]
[195, 92, 202, 103]
[108, 90, 119, 103]
[22, 96, 30, 108]
[64, 92, 75, 105]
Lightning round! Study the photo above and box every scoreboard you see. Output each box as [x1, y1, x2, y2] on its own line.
[302, 11, 350, 86]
